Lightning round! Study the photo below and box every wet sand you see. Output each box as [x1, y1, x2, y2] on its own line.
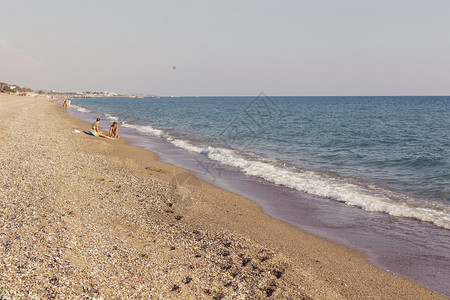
[0, 94, 446, 299]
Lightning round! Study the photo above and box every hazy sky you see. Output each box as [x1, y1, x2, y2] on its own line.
[1, 0, 449, 96]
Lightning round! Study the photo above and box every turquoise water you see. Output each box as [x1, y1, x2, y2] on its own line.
[72, 95, 450, 230]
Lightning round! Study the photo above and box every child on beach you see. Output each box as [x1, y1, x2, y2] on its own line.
[109, 122, 120, 138]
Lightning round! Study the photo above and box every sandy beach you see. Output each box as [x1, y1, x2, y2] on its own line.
[0, 94, 446, 299]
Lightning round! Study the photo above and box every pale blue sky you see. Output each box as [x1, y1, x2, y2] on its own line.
[1, 0, 449, 96]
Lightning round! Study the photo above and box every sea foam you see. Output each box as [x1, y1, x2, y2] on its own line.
[70, 104, 450, 231]
[71, 105, 92, 113]
[207, 145, 450, 229]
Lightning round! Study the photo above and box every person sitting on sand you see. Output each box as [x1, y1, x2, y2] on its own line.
[109, 121, 120, 138]
[92, 118, 100, 132]
[90, 118, 110, 138]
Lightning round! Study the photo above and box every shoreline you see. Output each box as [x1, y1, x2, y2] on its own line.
[1, 94, 446, 298]
[69, 96, 450, 296]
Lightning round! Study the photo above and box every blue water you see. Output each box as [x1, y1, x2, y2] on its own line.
[71, 95, 450, 230]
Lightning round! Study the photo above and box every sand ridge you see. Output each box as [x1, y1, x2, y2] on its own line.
[0, 94, 446, 299]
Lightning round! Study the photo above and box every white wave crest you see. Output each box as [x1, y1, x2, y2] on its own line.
[122, 123, 165, 137]
[165, 138, 450, 230]
[171, 139, 206, 153]
[105, 113, 118, 121]
[71, 105, 92, 113]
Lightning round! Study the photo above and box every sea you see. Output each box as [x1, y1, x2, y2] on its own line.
[68, 95, 450, 296]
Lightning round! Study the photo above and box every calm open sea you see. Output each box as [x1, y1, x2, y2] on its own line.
[69, 95, 450, 296]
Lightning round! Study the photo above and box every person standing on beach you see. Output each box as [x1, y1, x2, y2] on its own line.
[62, 97, 70, 109]
[109, 122, 120, 138]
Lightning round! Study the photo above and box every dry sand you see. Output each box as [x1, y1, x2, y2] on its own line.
[0, 94, 446, 299]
